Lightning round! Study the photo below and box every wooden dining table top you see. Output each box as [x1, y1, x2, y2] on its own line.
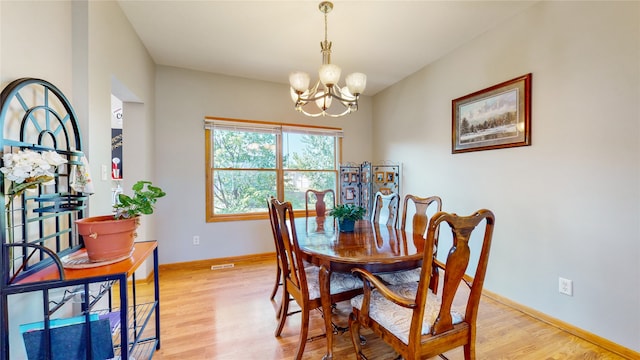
[295, 216, 427, 273]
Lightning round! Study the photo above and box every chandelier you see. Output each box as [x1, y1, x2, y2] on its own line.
[289, 1, 367, 118]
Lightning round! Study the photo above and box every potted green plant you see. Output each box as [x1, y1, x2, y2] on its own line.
[329, 203, 366, 232]
[75, 180, 166, 262]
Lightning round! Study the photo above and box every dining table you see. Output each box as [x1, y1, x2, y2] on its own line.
[295, 215, 427, 360]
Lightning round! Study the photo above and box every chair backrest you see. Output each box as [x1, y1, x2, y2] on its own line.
[412, 209, 495, 353]
[400, 194, 442, 236]
[267, 196, 278, 241]
[371, 191, 400, 227]
[305, 189, 335, 217]
[267, 196, 285, 268]
[401, 194, 442, 292]
[270, 198, 309, 301]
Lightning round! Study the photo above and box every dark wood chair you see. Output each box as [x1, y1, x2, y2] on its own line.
[305, 189, 336, 217]
[371, 191, 400, 227]
[377, 195, 443, 287]
[349, 209, 495, 360]
[267, 196, 285, 313]
[270, 198, 363, 360]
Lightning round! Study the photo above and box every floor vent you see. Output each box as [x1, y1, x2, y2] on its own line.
[211, 263, 235, 270]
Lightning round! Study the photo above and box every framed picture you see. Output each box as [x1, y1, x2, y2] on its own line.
[350, 173, 359, 183]
[342, 172, 350, 183]
[452, 73, 531, 154]
[345, 187, 356, 200]
[385, 172, 394, 183]
[375, 172, 385, 183]
[379, 187, 391, 195]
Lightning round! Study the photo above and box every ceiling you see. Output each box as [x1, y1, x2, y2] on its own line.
[117, 0, 537, 96]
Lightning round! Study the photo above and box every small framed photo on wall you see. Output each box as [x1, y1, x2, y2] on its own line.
[361, 171, 369, 183]
[345, 187, 356, 200]
[385, 172, 395, 182]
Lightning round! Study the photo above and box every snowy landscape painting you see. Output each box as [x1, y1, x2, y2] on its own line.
[452, 74, 531, 153]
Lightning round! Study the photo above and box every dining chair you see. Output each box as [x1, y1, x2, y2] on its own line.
[377, 195, 443, 287]
[305, 189, 336, 217]
[349, 209, 495, 360]
[270, 198, 363, 360]
[266, 196, 285, 312]
[370, 191, 400, 227]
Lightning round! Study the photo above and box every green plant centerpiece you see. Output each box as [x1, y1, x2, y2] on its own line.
[76, 180, 166, 263]
[113, 180, 166, 219]
[329, 203, 366, 232]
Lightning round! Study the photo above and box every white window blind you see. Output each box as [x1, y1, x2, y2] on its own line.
[204, 119, 343, 137]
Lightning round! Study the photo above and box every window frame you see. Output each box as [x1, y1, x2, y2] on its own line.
[205, 117, 343, 222]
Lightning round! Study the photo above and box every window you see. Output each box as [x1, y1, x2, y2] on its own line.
[205, 118, 342, 222]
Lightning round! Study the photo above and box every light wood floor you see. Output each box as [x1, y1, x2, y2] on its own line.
[138, 257, 627, 360]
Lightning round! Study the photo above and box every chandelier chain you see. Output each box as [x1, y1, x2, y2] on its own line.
[324, 8, 328, 44]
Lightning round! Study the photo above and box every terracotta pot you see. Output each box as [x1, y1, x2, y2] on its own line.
[75, 215, 139, 262]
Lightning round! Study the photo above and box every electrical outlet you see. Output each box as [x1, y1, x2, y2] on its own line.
[559, 277, 573, 296]
[193, 236, 200, 245]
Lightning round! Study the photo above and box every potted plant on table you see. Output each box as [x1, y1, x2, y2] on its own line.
[75, 180, 166, 262]
[329, 203, 366, 232]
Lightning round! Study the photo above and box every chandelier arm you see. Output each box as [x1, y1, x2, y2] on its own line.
[296, 85, 359, 104]
[297, 105, 353, 118]
[323, 105, 354, 118]
[330, 86, 360, 103]
[295, 95, 356, 117]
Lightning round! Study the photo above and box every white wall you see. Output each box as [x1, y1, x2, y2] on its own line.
[1, 1, 72, 91]
[86, 1, 157, 232]
[2, 0, 156, 230]
[153, 66, 373, 264]
[372, 1, 639, 352]
[1, 1, 156, 358]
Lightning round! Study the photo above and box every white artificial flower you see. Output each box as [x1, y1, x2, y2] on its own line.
[0, 149, 68, 185]
[42, 150, 67, 167]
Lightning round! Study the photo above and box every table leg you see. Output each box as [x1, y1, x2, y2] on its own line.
[319, 264, 334, 360]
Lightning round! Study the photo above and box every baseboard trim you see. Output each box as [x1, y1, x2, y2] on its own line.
[159, 252, 275, 272]
[143, 253, 274, 284]
[483, 290, 639, 359]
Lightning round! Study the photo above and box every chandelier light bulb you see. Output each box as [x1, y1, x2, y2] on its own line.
[289, 72, 310, 93]
[319, 64, 341, 86]
[346, 73, 367, 95]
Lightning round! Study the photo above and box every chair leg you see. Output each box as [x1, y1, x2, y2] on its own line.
[349, 312, 366, 360]
[464, 342, 474, 360]
[270, 263, 281, 301]
[294, 306, 310, 360]
[274, 288, 289, 337]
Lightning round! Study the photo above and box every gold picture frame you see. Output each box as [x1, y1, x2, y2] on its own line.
[385, 172, 395, 183]
[452, 73, 531, 153]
